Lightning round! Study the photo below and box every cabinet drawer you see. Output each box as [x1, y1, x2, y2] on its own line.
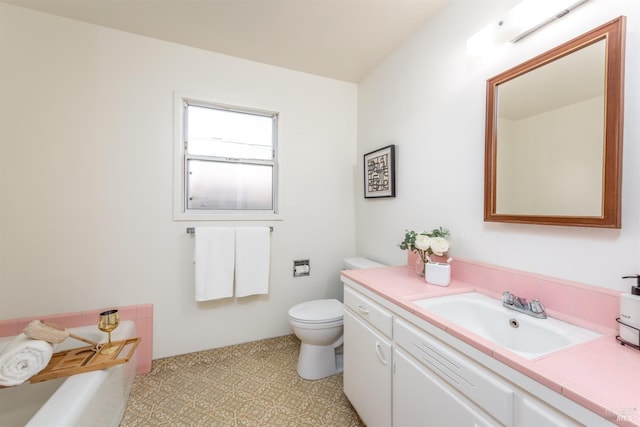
[344, 286, 392, 338]
[395, 317, 513, 426]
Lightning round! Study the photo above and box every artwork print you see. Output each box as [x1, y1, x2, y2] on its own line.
[364, 145, 396, 198]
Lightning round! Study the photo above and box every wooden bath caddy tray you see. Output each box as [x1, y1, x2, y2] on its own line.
[29, 337, 141, 383]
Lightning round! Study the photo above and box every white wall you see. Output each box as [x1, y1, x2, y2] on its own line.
[0, 3, 357, 358]
[356, 0, 640, 290]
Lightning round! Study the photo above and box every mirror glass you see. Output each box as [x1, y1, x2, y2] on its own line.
[484, 17, 625, 228]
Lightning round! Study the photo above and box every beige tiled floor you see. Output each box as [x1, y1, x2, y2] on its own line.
[121, 335, 364, 426]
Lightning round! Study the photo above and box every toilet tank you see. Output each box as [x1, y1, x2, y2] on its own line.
[343, 257, 386, 270]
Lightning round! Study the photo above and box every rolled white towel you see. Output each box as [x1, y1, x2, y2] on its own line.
[0, 333, 53, 386]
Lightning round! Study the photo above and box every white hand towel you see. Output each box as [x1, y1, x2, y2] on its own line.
[235, 227, 271, 297]
[0, 333, 53, 386]
[194, 227, 236, 301]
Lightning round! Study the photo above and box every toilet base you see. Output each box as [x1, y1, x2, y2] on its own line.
[297, 343, 343, 380]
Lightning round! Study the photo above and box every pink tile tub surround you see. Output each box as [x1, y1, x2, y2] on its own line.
[347, 258, 635, 426]
[0, 304, 153, 374]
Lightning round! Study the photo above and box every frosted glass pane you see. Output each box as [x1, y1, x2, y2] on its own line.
[187, 160, 273, 210]
[187, 105, 273, 160]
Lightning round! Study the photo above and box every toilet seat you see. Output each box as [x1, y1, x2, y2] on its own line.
[288, 299, 343, 324]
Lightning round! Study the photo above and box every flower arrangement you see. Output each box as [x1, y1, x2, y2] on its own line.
[399, 227, 451, 264]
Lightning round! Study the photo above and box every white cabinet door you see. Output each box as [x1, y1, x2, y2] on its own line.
[343, 310, 392, 427]
[393, 349, 499, 427]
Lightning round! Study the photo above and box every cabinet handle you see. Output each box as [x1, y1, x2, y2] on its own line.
[375, 342, 387, 366]
[356, 304, 370, 315]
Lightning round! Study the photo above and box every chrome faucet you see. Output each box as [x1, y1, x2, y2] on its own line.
[502, 291, 547, 319]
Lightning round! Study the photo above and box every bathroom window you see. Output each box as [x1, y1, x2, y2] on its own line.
[175, 97, 279, 219]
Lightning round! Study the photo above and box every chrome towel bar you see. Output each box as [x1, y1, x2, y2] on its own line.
[186, 226, 273, 235]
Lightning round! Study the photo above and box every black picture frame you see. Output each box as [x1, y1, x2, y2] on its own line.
[364, 145, 396, 198]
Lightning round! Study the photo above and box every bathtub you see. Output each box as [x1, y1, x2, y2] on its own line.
[0, 320, 137, 427]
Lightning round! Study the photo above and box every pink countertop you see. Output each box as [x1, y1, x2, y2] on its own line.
[342, 265, 640, 426]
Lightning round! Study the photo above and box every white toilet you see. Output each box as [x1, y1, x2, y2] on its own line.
[288, 257, 386, 380]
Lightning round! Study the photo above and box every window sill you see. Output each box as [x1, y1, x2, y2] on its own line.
[173, 212, 283, 222]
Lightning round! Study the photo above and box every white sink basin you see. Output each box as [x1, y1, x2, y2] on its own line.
[412, 292, 601, 359]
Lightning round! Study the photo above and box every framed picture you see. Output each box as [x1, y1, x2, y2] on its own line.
[364, 145, 396, 198]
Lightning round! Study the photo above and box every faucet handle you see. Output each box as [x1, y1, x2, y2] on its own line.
[502, 291, 514, 304]
[530, 299, 545, 314]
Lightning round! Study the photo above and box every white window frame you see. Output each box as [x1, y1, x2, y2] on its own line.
[173, 93, 281, 221]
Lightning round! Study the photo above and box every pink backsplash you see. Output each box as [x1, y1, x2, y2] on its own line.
[408, 251, 621, 331]
[0, 304, 153, 374]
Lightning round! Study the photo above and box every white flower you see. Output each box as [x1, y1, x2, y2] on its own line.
[429, 237, 450, 256]
[399, 227, 451, 268]
[414, 235, 431, 251]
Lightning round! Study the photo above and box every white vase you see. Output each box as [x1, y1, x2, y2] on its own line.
[425, 262, 451, 286]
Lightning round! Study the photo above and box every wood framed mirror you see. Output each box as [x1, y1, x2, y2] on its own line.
[484, 16, 625, 228]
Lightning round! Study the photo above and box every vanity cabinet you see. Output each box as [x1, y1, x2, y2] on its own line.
[394, 317, 581, 427]
[342, 281, 602, 427]
[343, 286, 392, 427]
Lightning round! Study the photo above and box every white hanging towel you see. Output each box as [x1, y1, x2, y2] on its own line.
[235, 226, 271, 297]
[194, 227, 235, 301]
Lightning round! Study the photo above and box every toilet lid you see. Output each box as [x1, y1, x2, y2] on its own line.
[289, 299, 343, 323]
